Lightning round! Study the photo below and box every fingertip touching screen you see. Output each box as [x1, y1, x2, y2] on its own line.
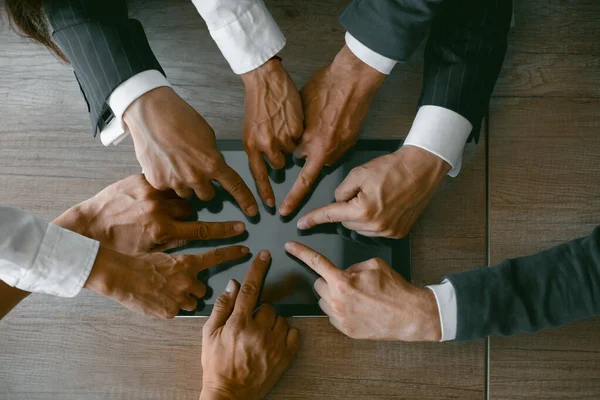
[173, 140, 410, 317]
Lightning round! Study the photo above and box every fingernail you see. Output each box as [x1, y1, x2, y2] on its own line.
[241, 246, 250, 255]
[225, 280, 235, 293]
[234, 222, 245, 233]
[266, 198, 275, 208]
[297, 218, 308, 230]
[247, 205, 258, 216]
[259, 250, 270, 261]
[284, 242, 294, 252]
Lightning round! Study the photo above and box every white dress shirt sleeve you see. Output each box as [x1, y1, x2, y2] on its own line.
[344, 33, 473, 177]
[403, 106, 472, 177]
[100, 70, 171, 146]
[0, 207, 99, 298]
[345, 32, 398, 75]
[191, 0, 286, 74]
[427, 280, 458, 341]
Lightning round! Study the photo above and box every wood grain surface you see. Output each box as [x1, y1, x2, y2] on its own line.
[487, 1, 600, 397]
[488, 97, 600, 399]
[0, 0, 486, 399]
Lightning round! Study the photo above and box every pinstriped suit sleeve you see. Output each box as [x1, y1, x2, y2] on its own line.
[340, 0, 512, 143]
[418, 0, 512, 142]
[44, 0, 165, 136]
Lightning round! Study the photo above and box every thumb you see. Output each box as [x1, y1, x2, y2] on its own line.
[203, 279, 239, 334]
[171, 221, 246, 241]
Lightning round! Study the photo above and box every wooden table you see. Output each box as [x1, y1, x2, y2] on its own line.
[0, 0, 598, 398]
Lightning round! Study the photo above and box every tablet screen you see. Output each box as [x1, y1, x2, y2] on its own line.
[174, 141, 409, 316]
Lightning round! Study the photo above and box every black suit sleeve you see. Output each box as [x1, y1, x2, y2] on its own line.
[445, 227, 600, 342]
[44, 0, 165, 135]
[339, 0, 512, 143]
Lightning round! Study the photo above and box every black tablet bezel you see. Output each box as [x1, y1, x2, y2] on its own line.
[178, 139, 411, 317]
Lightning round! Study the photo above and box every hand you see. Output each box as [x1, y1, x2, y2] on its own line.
[200, 250, 300, 400]
[53, 174, 246, 254]
[285, 242, 440, 341]
[123, 87, 258, 216]
[279, 45, 386, 216]
[297, 146, 450, 239]
[242, 57, 303, 208]
[84, 245, 249, 319]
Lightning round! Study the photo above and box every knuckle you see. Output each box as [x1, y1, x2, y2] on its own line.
[182, 277, 195, 292]
[292, 122, 303, 138]
[330, 298, 346, 314]
[213, 294, 230, 311]
[153, 181, 170, 191]
[299, 172, 313, 188]
[211, 247, 223, 260]
[309, 253, 324, 269]
[152, 225, 170, 243]
[360, 207, 375, 221]
[254, 170, 269, 183]
[333, 278, 349, 295]
[369, 257, 385, 268]
[229, 178, 245, 196]
[147, 201, 162, 214]
[196, 223, 209, 240]
[204, 158, 221, 176]
[166, 305, 179, 319]
[322, 209, 336, 223]
[372, 220, 386, 232]
[240, 281, 259, 297]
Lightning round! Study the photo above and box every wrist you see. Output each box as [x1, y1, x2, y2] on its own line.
[52, 203, 92, 238]
[83, 246, 122, 299]
[414, 288, 442, 342]
[199, 386, 237, 400]
[394, 146, 451, 181]
[123, 86, 175, 137]
[331, 44, 386, 92]
[241, 56, 283, 87]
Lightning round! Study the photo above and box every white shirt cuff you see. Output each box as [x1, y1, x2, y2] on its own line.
[193, 0, 286, 74]
[101, 70, 171, 146]
[345, 32, 397, 75]
[426, 280, 458, 342]
[403, 105, 472, 177]
[16, 224, 99, 298]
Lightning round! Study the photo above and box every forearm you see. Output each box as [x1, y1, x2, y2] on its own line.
[0, 281, 30, 320]
[446, 227, 600, 342]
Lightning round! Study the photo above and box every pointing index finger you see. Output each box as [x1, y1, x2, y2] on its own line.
[247, 149, 276, 208]
[217, 164, 259, 217]
[297, 199, 363, 230]
[279, 155, 326, 216]
[194, 245, 250, 273]
[284, 241, 342, 282]
[233, 250, 271, 318]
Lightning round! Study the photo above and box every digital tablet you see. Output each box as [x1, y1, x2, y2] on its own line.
[174, 140, 410, 317]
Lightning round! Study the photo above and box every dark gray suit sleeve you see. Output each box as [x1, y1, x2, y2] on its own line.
[340, 0, 512, 143]
[445, 227, 600, 342]
[418, 0, 512, 142]
[44, 0, 165, 135]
